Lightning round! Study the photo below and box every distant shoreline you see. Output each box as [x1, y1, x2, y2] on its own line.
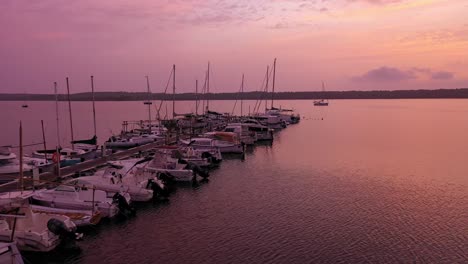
[1, 88, 468, 101]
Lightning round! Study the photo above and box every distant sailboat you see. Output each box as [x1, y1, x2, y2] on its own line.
[313, 81, 329, 106]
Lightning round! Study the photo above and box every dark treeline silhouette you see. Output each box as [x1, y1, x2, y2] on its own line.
[1, 88, 468, 101]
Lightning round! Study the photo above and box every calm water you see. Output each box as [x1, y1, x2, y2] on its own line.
[2, 99, 468, 263]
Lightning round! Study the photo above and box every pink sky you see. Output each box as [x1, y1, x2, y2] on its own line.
[1, 0, 467, 93]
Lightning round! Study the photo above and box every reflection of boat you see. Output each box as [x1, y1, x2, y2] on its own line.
[314, 81, 329, 106]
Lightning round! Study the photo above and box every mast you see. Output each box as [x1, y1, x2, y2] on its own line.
[207, 62, 210, 112]
[195, 79, 199, 116]
[241, 73, 244, 117]
[265, 65, 269, 111]
[19, 122, 23, 191]
[66, 77, 75, 149]
[172, 64, 176, 119]
[41, 120, 48, 162]
[145, 76, 152, 130]
[271, 58, 276, 109]
[54, 82, 61, 148]
[91, 76, 97, 137]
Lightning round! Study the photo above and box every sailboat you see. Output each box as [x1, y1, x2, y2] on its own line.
[313, 81, 329, 106]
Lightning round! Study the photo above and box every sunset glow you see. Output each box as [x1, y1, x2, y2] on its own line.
[0, 0, 466, 93]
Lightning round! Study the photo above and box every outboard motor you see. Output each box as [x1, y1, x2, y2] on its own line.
[112, 192, 136, 217]
[158, 172, 176, 187]
[188, 162, 209, 181]
[201, 152, 221, 165]
[47, 218, 82, 240]
[147, 179, 169, 200]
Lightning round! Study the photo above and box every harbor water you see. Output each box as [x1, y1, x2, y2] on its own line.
[1, 99, 468, 263]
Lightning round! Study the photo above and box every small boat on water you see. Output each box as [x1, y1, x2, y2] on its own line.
[313, 99, 329, 106]
[314, 81, 329, 106]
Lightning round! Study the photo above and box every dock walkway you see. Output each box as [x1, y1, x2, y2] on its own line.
[0, 139, 175, 193]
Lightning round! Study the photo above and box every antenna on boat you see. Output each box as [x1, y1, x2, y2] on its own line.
[91, 75, 97, 137]
[271, 58, 276, 109]
[66, 77, 75, 149]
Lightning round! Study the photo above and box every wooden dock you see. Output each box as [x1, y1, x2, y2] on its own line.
[0, 139, 176, 193]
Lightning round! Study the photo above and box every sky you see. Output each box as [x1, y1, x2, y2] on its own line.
[0, 0, 467, 94]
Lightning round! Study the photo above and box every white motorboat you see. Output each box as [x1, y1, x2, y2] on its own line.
[203, 132, 245, 153]
[144, 153, 197, 182]
[156, 146, 221, 168]
[249, 114, 286, 129]
[0, 206, 77, 252]
[237, 119, 274, 141]
[224, 124, 257, 145]
[0, 242, 24, 264]
[70, 172, 154, 202]
[31, 205, 102, 227]
[266, 108, 300, 124]
[0, 147, 33, 176]
[31, 185, 121, 218]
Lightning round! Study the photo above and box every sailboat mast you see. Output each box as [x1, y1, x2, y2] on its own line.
[172, 64, 176, 119]
[195, 79, 199, 116]
[91, 76, 97, 137]
[145, 76, 152, 129]
[265, 65, 269, 111]
[241, 73, 244, 117]
[54, 82, 61, 147]
[19, 121, 23, 191]
[207, 62, 210, 112]
[41, 120, 48, 162]
[271, 58, 276, 109]
[66, 77, 75, 149]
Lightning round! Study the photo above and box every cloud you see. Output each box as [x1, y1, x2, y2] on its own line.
[353, 66, 415, 82]
[431, 71, 453, 80]
[354, 66, 456, 82]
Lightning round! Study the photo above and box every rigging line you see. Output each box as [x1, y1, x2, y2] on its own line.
[255, 64, 275, 113]
[253, 69, 268, 114]
[231, 75, 244, 115]
[156, 67, 174, 118]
